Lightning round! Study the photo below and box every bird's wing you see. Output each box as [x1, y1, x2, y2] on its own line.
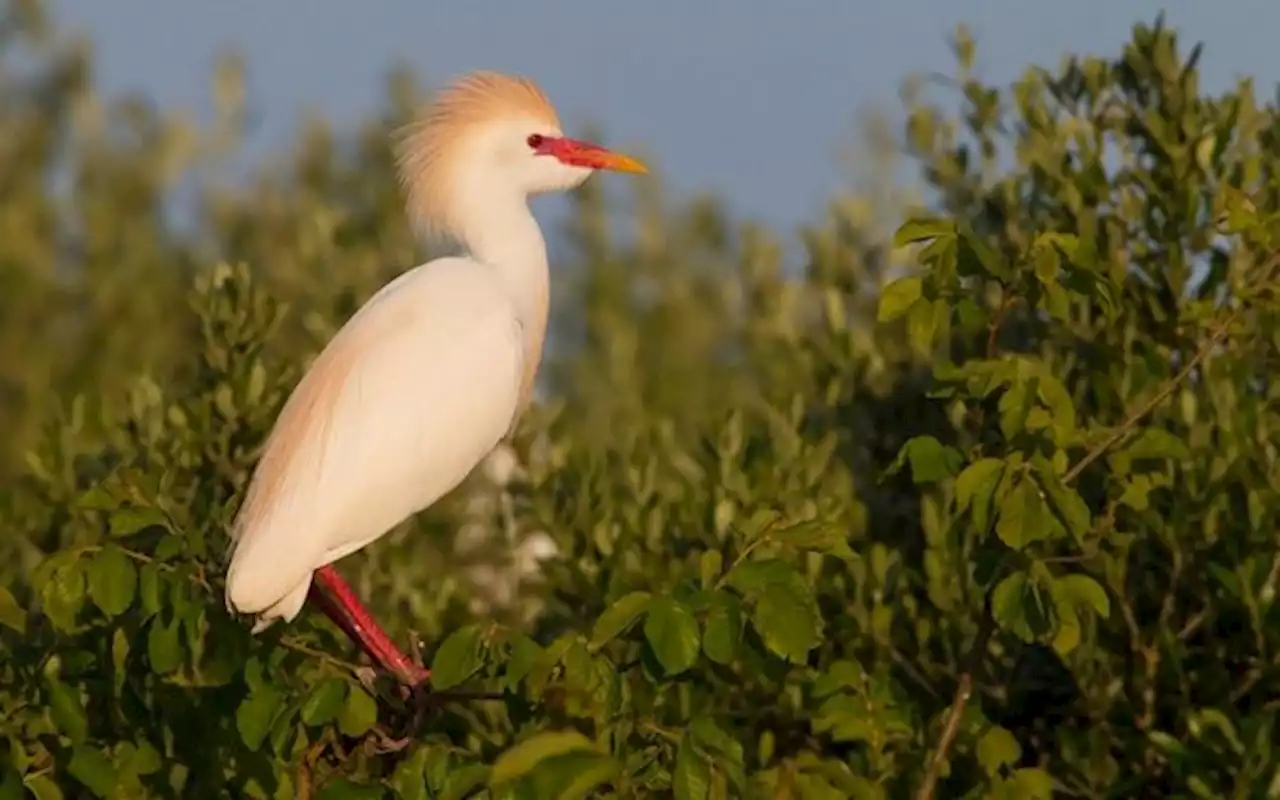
[225, 258, 524, 619]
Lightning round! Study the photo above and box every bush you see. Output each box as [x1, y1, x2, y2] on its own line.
[2, 7, 1279, 798]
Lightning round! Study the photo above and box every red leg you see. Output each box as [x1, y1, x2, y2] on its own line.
[310, 564, 430, 687]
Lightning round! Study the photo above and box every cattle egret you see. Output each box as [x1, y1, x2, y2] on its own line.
[224, 71, 648, 685]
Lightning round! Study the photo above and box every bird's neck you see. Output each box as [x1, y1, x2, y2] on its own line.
[457, 192, 549, 329]
[455, 190, 550, 407]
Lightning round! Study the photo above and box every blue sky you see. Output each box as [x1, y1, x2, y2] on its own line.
[50, 1, 1280, 234]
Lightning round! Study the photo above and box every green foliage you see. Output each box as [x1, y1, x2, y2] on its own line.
[3, 5, 1280, 797]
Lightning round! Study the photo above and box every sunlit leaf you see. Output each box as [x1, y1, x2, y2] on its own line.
[1056, 573, 1111, 618]
[876, 276, 923, 322]
[643, 597, 700, 675]
[431, 624, 485, 690]
[751, 578, 821, 663]
[976, 726, 1022, 776]
[489, 731, 598, 786]
[300, 677, 347, 727]
[0, 586, 25, 634]
[673, 732, 711, 800]
[702, 592, 742, 665]
[338, 685, 378, 737]
[87, 547, 137, 617]
[108, 507, 168, 538]
[236, 685, 283, 750]
[894, 215, 955, 246]
[66, 747, 118, 798]
[588, 590, 652, 651]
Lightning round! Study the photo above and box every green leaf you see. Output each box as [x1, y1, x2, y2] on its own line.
[774, 519, 853, 559]
[876, 276, 923, 322]
[699, 551, 723, 588]
[1118, 474, 1157, 511]
[957, 228, 1013, 280]
[23, 776, 63, 800]
[751, 578, 821, 663]
[236, 685, 283, 750]
[300, 678, 348, 727]
[1035, 373, 1077, 444]
[588, 591, 652, 651]
[1051, 603, 1082, 656]
[1032, 461, 1091, 542]
[901, 436, 964, 484]
[992, 570, 1054, 642]
[39, 559, 86, 632]
[672, 732, 711, 800]
[1056, 573, 1110, 618]
[87, 547, 137, 617]
[76, 486, 117, 511]
[690, 717, 745, 790]
[147, 617, 182, 674]
[976, 726, 1022, 776]
[725, 558, 794, 596]
[0, 770, 22, 800]
[431, 624, 485, 690]
[1010, 768, 1055, 798]
[643, 597, 701, 675]
[995, 477, 1048, 549]
[502, 634, 542, 691]
[1189, 708, 1246, 755]
[338, 685, 379, 737]
[388, 746, 430, 800]
[0, 586, 25, 634]
[992, 572, 1029, 639]
[894, 215, 955, 246]
[108, 507, 168, 538]
[111, 628, 130, 696]
[315, 779, 385, 800]
[955, 458, 1004, 524]
[1123, 427, 1190, 461]
[907, 297, 938, 352]
[489, 731, 598, 786]
[526, 752, 619, 800]
[126, 740, 162, 777]
[138, 564, 163, 618]
[702, 592, 742, 665]
[66, 746, 118, 798]
[998, 377, 1038, 439]
[46, 679, 88, 743]
[439, 763, 490, 800]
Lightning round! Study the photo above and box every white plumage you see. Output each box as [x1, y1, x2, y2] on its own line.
[221, 71, 646, 678]
[225, 260, 526, 627]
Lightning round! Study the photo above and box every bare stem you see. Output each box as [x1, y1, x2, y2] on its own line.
[914, 594, 994, 800]
[1062, 306, 1240, 485]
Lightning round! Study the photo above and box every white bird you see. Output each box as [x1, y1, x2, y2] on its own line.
[224, 71, 647, 685]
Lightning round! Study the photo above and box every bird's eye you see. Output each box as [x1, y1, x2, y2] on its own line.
[526, 134, 545, 149]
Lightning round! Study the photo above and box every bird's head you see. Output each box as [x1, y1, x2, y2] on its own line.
[394, 70, 647, 241]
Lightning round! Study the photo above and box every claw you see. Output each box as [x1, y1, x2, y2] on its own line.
[354, 666, 379, 694]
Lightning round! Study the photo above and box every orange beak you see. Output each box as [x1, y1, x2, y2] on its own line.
[539, 136, 648, 174]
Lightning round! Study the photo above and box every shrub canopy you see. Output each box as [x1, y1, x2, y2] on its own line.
[1, 7, 1278, 799]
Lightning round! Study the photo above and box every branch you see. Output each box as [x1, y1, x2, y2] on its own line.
[1062, 305, 1241, 484]
[914, 593, 994, 800]
[914, 296, 1249, 800]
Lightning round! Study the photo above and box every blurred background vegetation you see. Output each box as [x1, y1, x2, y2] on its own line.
[3, 1, 1280, 798]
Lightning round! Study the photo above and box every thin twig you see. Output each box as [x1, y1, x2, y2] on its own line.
[914, 594, 994, 800]
[914, 294, 1250, 799]
[1064, 304, 1242, 485]
[280, 635, 365, 675]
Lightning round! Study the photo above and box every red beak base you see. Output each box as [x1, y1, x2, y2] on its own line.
[536, 136, 648, 174]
